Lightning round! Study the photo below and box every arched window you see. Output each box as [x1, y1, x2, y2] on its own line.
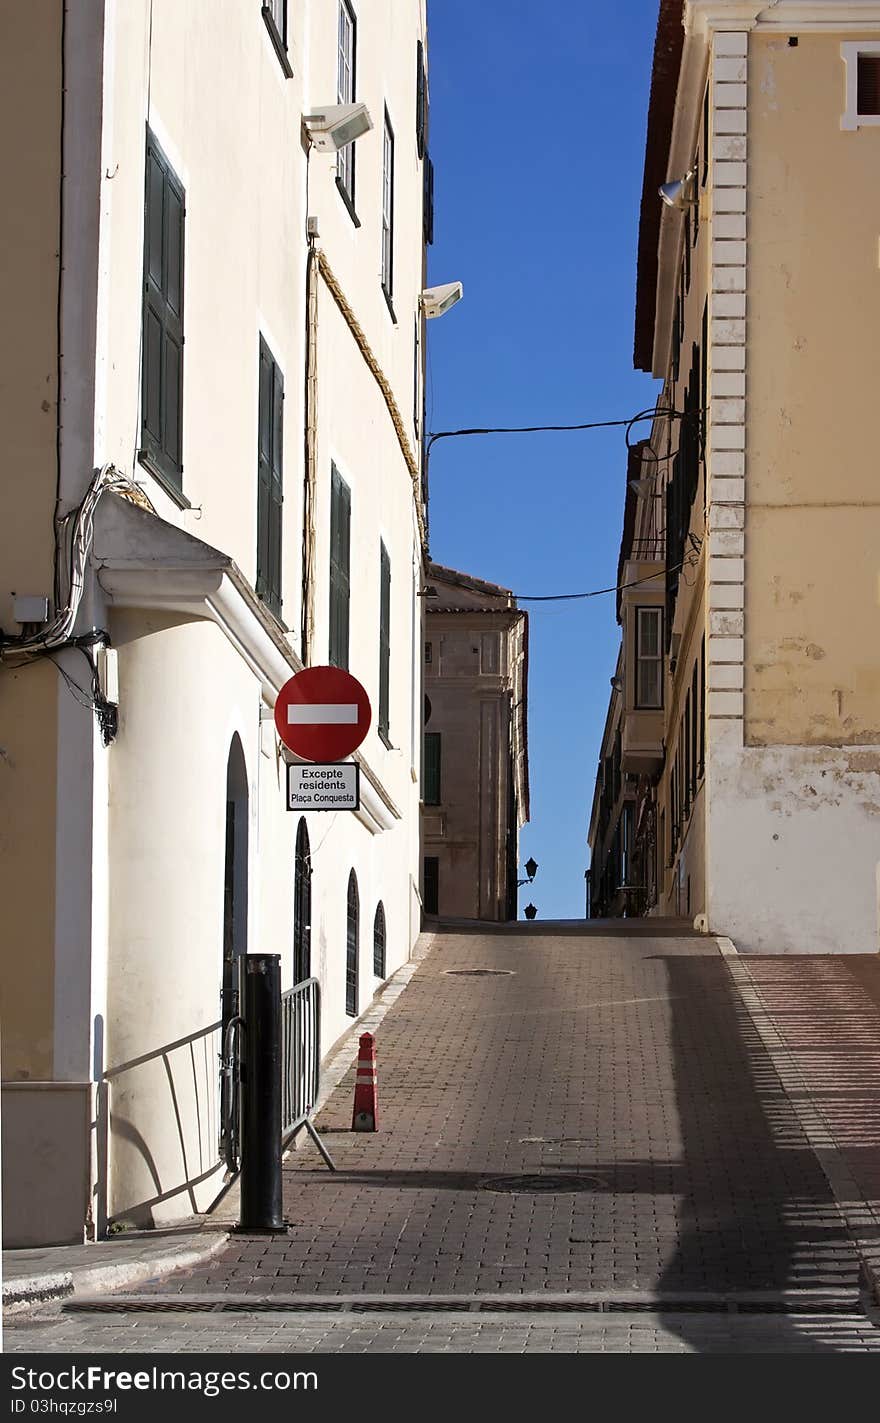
[345, 870, 359, 1017]
[373, 902, 386, 979]
[293, 818, 311, 983]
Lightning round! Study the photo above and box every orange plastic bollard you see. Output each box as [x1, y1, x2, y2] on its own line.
[351, 1031, 378, 1131]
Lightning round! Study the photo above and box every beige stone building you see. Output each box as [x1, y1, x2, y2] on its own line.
[1, 0, 436, 1245]
[589, 0, 880, 952]
[422, 563, 529, 921]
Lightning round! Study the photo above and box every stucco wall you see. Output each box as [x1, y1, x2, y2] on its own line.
[0, 1, 63, 1087]
[746, 31, 880, 747]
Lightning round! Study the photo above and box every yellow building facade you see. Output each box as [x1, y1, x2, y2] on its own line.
[590, 0, 880, 952]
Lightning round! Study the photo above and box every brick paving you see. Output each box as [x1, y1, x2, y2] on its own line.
[144, 929, 867, 1301]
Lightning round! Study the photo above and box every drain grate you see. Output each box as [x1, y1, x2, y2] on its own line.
[444, 969, 514, 977]
[480, 1173, 604, 1194]
[64, 1294, 867, 1319]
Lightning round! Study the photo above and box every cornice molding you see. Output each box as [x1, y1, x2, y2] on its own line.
[688, 0, 880, 36]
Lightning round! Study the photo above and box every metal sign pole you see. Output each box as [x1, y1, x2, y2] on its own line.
[238, 953, 286, 1233]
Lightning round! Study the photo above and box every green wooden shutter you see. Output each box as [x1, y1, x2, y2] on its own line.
[329, 466, 351, 669]
[141, 134, 184, 489]
[378, 542, 391, 739]
[423, 155, 434, 246]
[416, 40, 427, 158]
[256, 339, 283, 619]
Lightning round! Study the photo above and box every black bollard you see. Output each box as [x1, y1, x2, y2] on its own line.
[239, 953, 285, 1233]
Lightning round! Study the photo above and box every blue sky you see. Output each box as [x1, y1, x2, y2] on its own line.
[426, 0, 662, 918]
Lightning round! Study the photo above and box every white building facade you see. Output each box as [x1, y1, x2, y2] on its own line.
[0, 0, 433, 1245]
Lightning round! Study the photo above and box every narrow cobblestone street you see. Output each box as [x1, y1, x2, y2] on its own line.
[7, 927, 880, 1353]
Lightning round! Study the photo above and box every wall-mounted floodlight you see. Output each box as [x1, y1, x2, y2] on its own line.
[610, 674, 623, 693]
[659, 169, 696, 209]
[421, 282, 463, 319]
[627, 477, 656, 500]
[302, 103, 373, 152]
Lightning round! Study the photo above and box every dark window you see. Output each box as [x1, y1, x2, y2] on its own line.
[858, 55, 880, 115]
[378, 541, 391, 741]
[424, 641, 432, 665]
[256, 337, 284, 620]
[381, 110, 395, 306]
[345, 869, 359, 1017]
[423, 731, 441, 805]
[293, 818, 311, 983]
[423, 154, 434, 246]
[635, 607, 663, 709]
[423, 856, 439, 915]
[416, 39, 427, 158]
[373, 901, 386, 978]
[262, 1, 292, 77]
[329, 465, 351, 669]
[671, 295, 681, 383]
[683, 209, 691, 292]
[413, 316, 421, 442]
[698, 635, 706, 777]
[140, 131, 185, 492]
[702, 82, 710, 187]
[336, 2, 357, 216]
[683, 697, 691, 817]
[691, 661, 699, 799]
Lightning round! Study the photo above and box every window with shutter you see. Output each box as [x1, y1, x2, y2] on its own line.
[345, 870, 359, 1017]
[635, 607, 663, 709]
[378, 542, 391, 742]
[262, 1, 292, 76]
[691, 661, 699, 799]
[336, 3, 358, 215]
[423, 155, 434, 246]
[381, 111, 395, 306]
[416, 40, 427, 158]
[698, 635, 706, 777]
[683, 696, 691, 818]
[373, 901, 386, 979]
[423, 732, 441, 805]
[329, 465, 351, 669]
[256, 337, 284, 621]
[140, 132, 185, 492]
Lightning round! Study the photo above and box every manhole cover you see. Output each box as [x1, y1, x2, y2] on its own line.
[444, 969, 514, 977]
[480, 1174, 603, 1194]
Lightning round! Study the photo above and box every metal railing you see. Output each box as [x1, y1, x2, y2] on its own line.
[281, 976, 335, 1171]
[627, 535, 665, 562]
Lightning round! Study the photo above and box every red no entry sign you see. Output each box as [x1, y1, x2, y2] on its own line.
[274, 666, 372, 762]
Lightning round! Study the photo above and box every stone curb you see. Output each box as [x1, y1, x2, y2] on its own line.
[2, 1233, 231, 1316]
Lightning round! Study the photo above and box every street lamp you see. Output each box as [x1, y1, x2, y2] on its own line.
[523, 903, 538, 920]
[516, 856, 538, 887]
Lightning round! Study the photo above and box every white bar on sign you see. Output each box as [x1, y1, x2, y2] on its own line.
[287, 703, 358, 725]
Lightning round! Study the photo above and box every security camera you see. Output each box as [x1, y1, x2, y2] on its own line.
[421, 282, 463, 319]
[302, 103, 373, 152]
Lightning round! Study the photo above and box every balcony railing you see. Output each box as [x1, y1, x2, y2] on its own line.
[627, 535, 665, 563]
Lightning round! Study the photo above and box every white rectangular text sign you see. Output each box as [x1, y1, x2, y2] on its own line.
[287, 761, 359, 812]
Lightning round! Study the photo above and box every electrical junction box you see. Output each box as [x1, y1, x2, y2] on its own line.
[96, 646, 119, 705]
[13, 595, 48, 624]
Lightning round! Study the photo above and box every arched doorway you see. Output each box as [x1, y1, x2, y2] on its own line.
[294, 818, 312, 983]
[373, 901, 386, 979]
[220, 735, 248, 1154]
[346, 870, 359, 1017]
